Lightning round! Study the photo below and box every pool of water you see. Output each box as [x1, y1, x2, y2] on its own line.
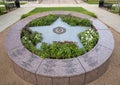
[29, 18, 89, 49]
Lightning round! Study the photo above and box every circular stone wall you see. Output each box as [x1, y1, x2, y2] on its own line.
[5, 11, 114, 85]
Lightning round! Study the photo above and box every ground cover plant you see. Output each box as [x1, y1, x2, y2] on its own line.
[29, 14, 59, 26]
[61, 15, 92, 26]
[21, 14, 98, 59]
[21, 7, 97, 19]
[78, 28, 98, 52]
[29, 14, 92, 27]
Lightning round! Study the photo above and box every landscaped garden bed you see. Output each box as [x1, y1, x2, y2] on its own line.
[6, 11, 114, 85]
[21, 14, 98, 59]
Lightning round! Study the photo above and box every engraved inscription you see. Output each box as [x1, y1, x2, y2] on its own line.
[21, 61, 31, 68]
[89, 61, 98, 67]
[84, 55, 98, 67]
[16, 48, 25, 56]
[62, 59, 74, 68]
[44, 68, 55, 74]
[95, 45, 100, 52]
[27, 55, 37, 63]
[44, 60, 56, 68]
[43, 60, 56, 74]
[11, 48, 25, 58]
[62, 59, 77, 74]
[21, 54, 37, 68]
[65, 68, 77, 74]
[11, 52, 18, 58]
[62, 59, 73, 63]
[64, 62, 75, 67]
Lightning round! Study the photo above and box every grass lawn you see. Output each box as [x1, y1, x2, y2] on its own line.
[21, 7, 97, 19]
[85, 0, 117, 4]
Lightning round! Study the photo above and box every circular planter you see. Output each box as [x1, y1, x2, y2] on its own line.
[5, 11, 114, 85]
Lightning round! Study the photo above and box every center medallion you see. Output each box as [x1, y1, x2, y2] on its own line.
[53, 27, 66, 34]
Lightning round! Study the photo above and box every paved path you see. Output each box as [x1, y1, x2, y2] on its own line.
[23, 2, 120, 33]
[80, 3, 120, 33]
[40, 0, 74, 4]
[0, 5, 35, 32]
[38, 0, 77, 4]
[0, 2, 120, 32]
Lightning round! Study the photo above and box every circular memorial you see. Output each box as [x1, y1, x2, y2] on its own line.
[5, 11, 114, 85]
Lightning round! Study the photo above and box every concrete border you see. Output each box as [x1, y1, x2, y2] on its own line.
[5, 11, 114, 85]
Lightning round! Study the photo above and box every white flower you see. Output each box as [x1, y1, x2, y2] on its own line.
[28, 40, 31, 43]
[85, 34, 88, 36]
[23, 36, 27, 40]
[86, 37, 88, 40]
[88, 29, 92, 31]
[81, 37, 84, 39]
[89, 38, 92, 41]
[87, 31, 89, 34]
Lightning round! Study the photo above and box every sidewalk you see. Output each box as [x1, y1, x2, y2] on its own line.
[23, 2, 120, 33]
[0, 2, 120, 33]
[80, 3, 120, 33]
[0, 5, 35, 32]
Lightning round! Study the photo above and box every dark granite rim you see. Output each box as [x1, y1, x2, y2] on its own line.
[5, 11, 114, 85]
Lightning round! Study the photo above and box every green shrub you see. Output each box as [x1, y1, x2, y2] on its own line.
[21, 29, 86, 59]
[21, 29, 42, 51]
[79, 19, 92, 26]
[29, 14, 58, 26]
[110, 6, 120, 14]
[78, 28, 99, 52]
[61, 15, 92, 26]
[38, 41, 86, 59]
[30, 32, 42, 45]
[29, 14, 92, 27]
[21, 28, 98, 59]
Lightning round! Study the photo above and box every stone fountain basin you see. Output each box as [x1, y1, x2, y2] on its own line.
[5, 11, 114, 85]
